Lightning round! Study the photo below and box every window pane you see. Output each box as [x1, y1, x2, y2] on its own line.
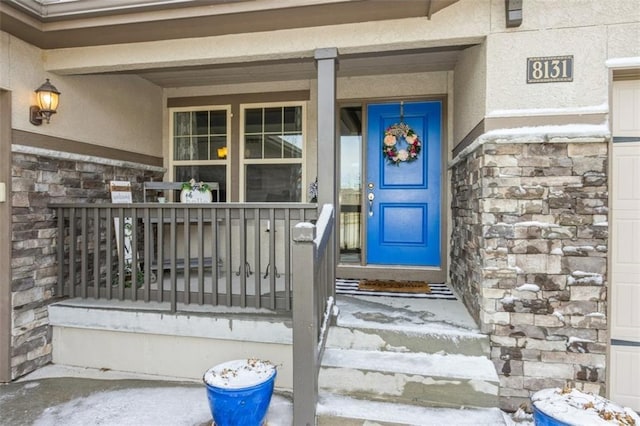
[284, 106, 302, 132]
[194, 111, 209, 135]
[245, 135, 263, 159]
[196, 136, 209, 160]
[264, 135, 283, 159]
[283, 134, 303, 158]
[174, 165, 227, 202]
[339, 106, 362, 263]
[210, 110, 226, 134]
[174, 112, 191, 137]
[245, 164, 301, 202]
[264, 107, 282, 133]
[174, 137, 191, 160]
[245, 109, 262, 134]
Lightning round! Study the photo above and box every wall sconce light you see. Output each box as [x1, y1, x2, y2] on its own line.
[29, 79, 61, 125]
[217, 146, 228, 159]
[505, 0, 523, 28]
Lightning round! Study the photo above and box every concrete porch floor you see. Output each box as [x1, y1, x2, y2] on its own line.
[333, 292, 481, 336]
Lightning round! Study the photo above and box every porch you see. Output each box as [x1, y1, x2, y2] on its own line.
[50, 201, 336, 424]
[47, 200, 500, 423]
[44, 285, 502, 425]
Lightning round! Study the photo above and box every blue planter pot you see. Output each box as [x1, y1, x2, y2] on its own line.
[203, 361, 276, 426]
[532, 405, 572, 426]
[531, 387, 640, 426]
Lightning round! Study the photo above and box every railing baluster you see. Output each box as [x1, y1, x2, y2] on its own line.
[210, 207, 218, 306]
[105, 208, 113, 300]
[170, 208, 177, 313]
[183, 206, 190, 305]
[56, 207, 65, 298]
[143, 207, 151, 302]
[224, 208, 232, 307]
[239, 208, 246, 308]
[268, 208, 276, 310]
[69, 207, 76, 298]
[130, 207, 139, 302]
[80, 208, 88, 298]
[156, 206, 164, 303]
[93, 208, 100, 299]
[284, 208, 291, 311]
[116, 207, 125, 300]
[197, 207, 204, 305]
[253, 208, 261, 309]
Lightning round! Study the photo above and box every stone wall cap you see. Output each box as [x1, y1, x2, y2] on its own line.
[449, 123, 610, 167]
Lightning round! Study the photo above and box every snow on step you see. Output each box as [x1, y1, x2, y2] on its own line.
[317, 393, 507, 426]
[321, 348, 499, 382]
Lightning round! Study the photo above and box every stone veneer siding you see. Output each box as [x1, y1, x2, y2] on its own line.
[10, 145, 164, 380]
[450, 134, 609, 411]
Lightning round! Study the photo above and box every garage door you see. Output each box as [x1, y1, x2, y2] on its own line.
[609, 79, 640, 411]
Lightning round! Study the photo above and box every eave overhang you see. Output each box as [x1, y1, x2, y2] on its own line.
[0, 0, 460, 49]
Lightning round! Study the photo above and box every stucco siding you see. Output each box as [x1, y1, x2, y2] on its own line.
[453, 44, 486, 144]
[2, 33, 163, 157]
[607, 22, 640, 59]
[489, 0, 640, 31]
[0, 32, 9, 91]
[486, 26, 609, 113]
[336, 72, 448, 101]
[41, 2, 489, 76]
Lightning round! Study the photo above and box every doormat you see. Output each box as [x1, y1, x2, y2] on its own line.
[336, 279, 456, 300]
[358, 280, 431, 293]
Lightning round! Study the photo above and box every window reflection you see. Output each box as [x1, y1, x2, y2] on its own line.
[339, 106, 362, 263]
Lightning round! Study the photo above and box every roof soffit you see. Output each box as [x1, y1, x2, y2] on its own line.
[1, 0, 460, 49]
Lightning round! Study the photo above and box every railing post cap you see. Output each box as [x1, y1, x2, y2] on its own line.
[293, 222, 316, 242]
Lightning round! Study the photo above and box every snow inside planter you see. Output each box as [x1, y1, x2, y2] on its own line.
[203, 358, 277, 426]
[532, 387, 640, 426]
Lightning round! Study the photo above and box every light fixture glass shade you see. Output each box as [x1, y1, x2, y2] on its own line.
[36, 89, 59, 111]
[31, 79, 61, 124]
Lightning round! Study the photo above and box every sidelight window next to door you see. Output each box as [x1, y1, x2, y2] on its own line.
[339, 106, 363, 263]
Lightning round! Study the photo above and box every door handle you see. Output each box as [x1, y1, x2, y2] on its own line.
[367, 192, 375, 216]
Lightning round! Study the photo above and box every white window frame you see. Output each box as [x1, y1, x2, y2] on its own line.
[169, 105, 231, 198]
[239, 101, 307, 202]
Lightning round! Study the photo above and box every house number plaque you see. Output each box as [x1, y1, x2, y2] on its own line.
[527, 55, 573, 83]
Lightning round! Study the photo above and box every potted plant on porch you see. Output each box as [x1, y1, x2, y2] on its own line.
[531, 386, 639, 426]
[181, 179, 212, 203]
[203, 358, 277, 426]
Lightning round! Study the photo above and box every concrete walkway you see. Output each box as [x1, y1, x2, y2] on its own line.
[0, 365, 292, 426]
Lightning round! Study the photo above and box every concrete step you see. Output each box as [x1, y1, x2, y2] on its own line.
[319, 348, 500, 409]
[48, 301, 294, 388]
[316, 393, 507, 426]
[326, 324, 490, 357]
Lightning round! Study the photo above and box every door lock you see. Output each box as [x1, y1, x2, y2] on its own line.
[367, 192, 375, 216]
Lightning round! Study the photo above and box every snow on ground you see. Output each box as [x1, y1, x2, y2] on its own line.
[317, 393, 532, 426]
[9, 366, 538, 426]
[32, 387, 292, 426]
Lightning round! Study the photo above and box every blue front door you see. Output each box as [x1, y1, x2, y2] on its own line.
[366, 101, 441, 266]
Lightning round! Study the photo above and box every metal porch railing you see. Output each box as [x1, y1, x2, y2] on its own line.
[50, 201, 336, 424]
[50, 202, 318, 312]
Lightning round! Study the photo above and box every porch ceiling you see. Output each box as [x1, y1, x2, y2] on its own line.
[134, 46, 466, 87]
[1, 0, 460, 49]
